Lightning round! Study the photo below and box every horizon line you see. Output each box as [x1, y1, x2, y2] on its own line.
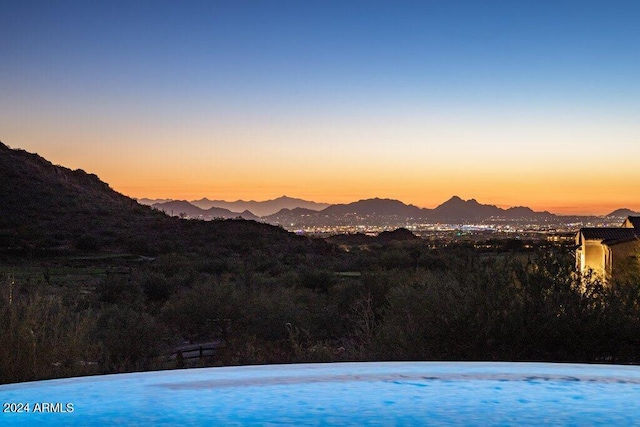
[132, 194, 639, 218]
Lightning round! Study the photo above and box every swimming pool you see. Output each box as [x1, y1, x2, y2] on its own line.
[2, 362, 640, 425]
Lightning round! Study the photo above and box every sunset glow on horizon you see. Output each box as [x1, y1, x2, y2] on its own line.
[2, 1, 639, 216]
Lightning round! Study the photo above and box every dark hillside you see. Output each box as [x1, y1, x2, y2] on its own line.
[0, 142, 323, 256]
[0, 142, 156, 251]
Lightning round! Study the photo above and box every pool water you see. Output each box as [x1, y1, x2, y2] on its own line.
[2, 362, 640, 425]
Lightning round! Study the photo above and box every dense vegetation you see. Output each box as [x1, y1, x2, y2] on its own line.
[2, 238, 640, 385]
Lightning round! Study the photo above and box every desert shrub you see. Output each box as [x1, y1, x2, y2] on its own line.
[0, 293, 99, 384]
[93, 305, 166, 372]
[95, 275, 144, 307]
[298, 269, 337, 292]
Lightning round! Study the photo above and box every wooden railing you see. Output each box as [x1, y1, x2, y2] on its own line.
[169, 340, 226, 367]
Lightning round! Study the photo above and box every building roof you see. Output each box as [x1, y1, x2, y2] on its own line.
[580, 228, 637, 244]
[626, 216, 640, 230]
[577, 216, 640, 246]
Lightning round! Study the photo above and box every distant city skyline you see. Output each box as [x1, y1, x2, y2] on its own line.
[2, 1, 639, 216]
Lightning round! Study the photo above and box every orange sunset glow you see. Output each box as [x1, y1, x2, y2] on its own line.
[2, 2, 639, 216]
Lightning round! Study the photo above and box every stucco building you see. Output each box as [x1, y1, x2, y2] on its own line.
[576, 217, 640, 282]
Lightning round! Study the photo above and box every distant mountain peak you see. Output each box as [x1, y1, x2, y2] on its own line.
[354, 197, 405, 204]
[606, 208, 640, 218]
[428, 196, 551, 222]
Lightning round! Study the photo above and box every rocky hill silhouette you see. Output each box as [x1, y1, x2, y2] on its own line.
[325, 227, 420, 246]
[0, 142, 319, 255]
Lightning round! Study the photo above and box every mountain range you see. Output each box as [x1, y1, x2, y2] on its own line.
[151, 195, 560, 225]
[151, 200, 260, 221]
[146, 196, 639, 223]
[141, 196, 330, 217]
[267, 196, 561, 227]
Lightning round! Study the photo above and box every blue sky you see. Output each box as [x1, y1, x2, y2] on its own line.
[2, 1, 639, 214]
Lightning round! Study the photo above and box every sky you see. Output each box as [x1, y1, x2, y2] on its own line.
[1, 1, 639, 215]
